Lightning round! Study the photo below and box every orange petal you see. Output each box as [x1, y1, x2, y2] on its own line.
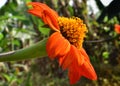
[68, 48, 97, 84]
[43, 10, 60, 31]
[59, 56, 65, 66]
[59, 45, 84, 70]
[80, 48, 90, 62]
[27, 2, 58, 16]
[46, 32, 70, 59]
[58, 47, 73, 70]
[68, 61, 82, 84]
[79, 59, 97, 80]
[28, 9, 42, 18]
[27, 2, 59, 31]
[79, 48, 97, 80]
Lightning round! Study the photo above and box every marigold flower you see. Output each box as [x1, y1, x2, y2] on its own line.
[27, 2, 97, 84]
[114, 24, 120, 34]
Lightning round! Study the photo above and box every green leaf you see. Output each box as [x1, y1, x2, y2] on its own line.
[67, 5, 74, 16]
[0, 33, 4, 40]
[39, 27, 50, 36]
[2, 73, 11, 82]
[102, 51, 109, 59]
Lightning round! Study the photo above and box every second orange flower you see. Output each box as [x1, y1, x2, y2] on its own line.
[114, 24, 120, 34]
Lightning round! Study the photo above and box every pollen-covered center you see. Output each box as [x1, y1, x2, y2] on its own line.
[58, 17, 88, 49]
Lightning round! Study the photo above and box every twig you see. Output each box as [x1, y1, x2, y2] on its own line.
[85, 35, 119, 43]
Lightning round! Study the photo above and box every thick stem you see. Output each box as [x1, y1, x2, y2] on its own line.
[0, 38, 47, 62]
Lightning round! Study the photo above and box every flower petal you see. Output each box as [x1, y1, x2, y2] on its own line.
[68, 61, 82, 84]
[46, 32, 70, 59]
[59, 45, 84, 70]
[68, 47, 97, 84]
[27, 2, 59, 31]
[79, 60, 97, 80]
[79, 48, 97, 80]
[27, 2, 58, 18]
[43, 10, 60, 31]
[80, 48, 90, 62]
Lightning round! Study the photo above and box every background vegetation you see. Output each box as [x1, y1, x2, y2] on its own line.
[0, 0, 120, 86]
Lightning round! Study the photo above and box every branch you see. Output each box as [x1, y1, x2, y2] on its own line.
[85, 35, 119, 43]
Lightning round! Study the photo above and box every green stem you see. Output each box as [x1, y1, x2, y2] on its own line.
[0, 38, 47, 62]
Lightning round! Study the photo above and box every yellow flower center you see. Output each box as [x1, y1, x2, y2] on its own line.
[58, 17, 88, 49]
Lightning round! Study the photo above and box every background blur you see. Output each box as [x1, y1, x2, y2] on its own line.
[0, 0, 120, 86]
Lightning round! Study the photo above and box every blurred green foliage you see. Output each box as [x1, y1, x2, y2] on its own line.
[0, 0, 120, 86]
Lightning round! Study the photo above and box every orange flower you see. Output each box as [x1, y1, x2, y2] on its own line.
[27, 2, 97, 84]
[114, 24, 120, 34]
